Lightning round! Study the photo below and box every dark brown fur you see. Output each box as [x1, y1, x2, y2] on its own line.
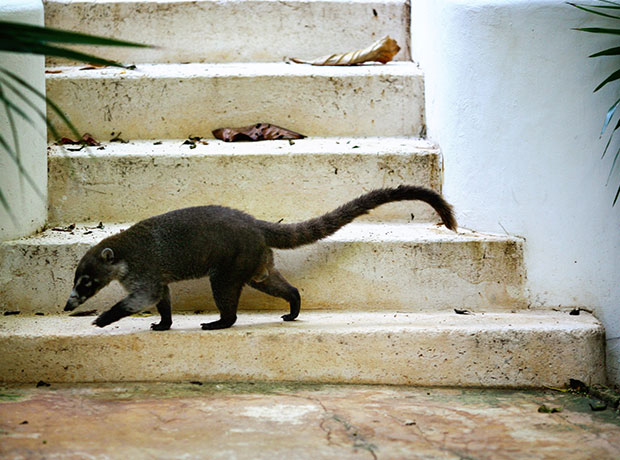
[64, 185, 456, 330]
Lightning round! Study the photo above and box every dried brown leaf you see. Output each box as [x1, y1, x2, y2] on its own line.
[291, 36, 400, 66]
[212, 123, 306, 142]
[79, 64, 107, 70]
[57, 133, 100, 146]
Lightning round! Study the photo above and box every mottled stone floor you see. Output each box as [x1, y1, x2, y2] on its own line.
[1, 382, 619, 460]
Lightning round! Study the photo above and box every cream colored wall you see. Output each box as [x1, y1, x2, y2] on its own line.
[412, 0, 620, 385]
[0, 0, 47, 241]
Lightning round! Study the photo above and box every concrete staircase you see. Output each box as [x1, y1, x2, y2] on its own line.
[0, 0, 605, 387]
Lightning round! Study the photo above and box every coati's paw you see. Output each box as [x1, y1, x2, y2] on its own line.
[201, 320, 234, 330]
[92, 315, 109, 328]
[150, 321, 171, 331]
[281, 313, 298, 322]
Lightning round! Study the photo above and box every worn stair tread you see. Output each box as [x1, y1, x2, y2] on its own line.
[0, 223, 525, 314]
[3, 222, 514, 245]
[48, 137, 442, 225]
[45, 0, 411, 64]
[45, 62, 425, 139]
[0, 311, 605, 387]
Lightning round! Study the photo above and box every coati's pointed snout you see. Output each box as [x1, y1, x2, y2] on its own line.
[64, 290, 81, 311]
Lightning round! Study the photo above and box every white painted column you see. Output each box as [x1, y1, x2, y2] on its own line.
[412, 0, 620, 386]
[0, 0, 46, 241]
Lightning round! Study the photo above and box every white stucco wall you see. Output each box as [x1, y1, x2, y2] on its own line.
[412, 0, 620, 386]
[0, 0, 46, 241]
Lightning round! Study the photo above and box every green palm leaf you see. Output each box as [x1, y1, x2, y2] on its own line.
[0, 21, 151, 223]
[570, 1, 620, 205]
[0, 21, 149, 48]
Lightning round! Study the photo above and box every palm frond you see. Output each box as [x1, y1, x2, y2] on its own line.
[570, 1, 620, 205]
[1, 21, 151, 224]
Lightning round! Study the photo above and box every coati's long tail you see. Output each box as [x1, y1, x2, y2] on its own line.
[258, 185, 456, 249]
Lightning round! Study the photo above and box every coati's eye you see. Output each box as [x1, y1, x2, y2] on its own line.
[74, 275, 100, 298]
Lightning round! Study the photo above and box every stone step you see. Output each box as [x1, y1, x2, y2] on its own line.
[0, 311, 605, 387]
[0, 223, 525, 315]
[45, 62, 424, 139]
[44, 0, 411, 65]
[48, 137, 442, 225]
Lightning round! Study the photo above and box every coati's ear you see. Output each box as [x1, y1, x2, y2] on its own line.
[101, 247, 115, 264]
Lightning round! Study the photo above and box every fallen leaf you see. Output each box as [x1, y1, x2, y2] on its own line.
[131, 312, 154, 317]
[589, 401, 607, 411]
[569, 308, 580, 316]
[538, 404, 562, 413]
[79, 64, 107, 70]
[291, 36, 400, 66]
[454, 309, 471, 315]
[213, 123, 305, 142]
[57, 133, 100, 146]
[544, 385, 570, 393]
[3, 311, 20, 316]
[52, 224, 76, 232]
[110, 132, 128, 143]
[569, 378, 588, 394]
[45, 69, 62, 74]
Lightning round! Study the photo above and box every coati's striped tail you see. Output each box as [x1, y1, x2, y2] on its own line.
[258, 185, 457, 249]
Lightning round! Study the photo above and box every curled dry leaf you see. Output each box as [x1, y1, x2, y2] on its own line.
[291, 35, 400, 66]
[79, 63, 107, 70]
[57, 133, 100, 146]
[212, 123, 306, 142]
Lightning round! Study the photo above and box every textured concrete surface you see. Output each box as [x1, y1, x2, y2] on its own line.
[44, 0, 411, 64]
[48, 137, 442, 225]
[0, 311, 605, 387]
[1, 383, 619, 459]
[0, 223, 525, 314]
[45, 62, 425, 139]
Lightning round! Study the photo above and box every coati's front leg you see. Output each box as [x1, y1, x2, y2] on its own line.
[201, 274, 243, 330]
[93, 287, 162, 328]
[249, 268, 300, 321]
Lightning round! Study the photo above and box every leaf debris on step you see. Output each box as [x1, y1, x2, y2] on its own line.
[291, 35, 400, 66]
[51, 223, 76, 233]
[57, 133, 100, 146]
[79, 64, 107, 70]
[454, 309, 471, 315]
[110, 132, 129, 143]
[589, 400, 608, 411]
[213, 123, 306, 142]
[182, 136, 209, 148]
[538, 404, 562, 413]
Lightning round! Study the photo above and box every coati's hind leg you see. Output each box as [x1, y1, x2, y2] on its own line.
[249, 268, 301, 322]
[201, 273, 243, 330]
[151, 285, 172, 331]
[93, 286, 163, 328]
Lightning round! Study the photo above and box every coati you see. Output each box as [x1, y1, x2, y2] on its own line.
[64, 185, 456, 330]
